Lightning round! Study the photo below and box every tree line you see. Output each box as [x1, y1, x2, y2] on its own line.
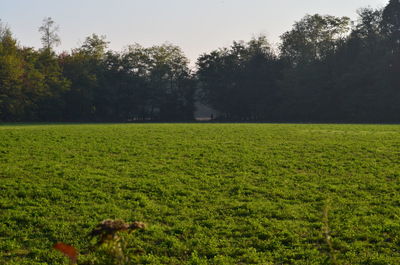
[1, 0, 399, 122]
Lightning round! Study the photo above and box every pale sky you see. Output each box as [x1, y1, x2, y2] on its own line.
[1, 0, 388, 64]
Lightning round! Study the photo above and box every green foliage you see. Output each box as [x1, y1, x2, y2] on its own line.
[0, 25, 69, 122]
[197, 36, 281, 120]
[1, 124, 400, 264]
[121, 43, 195, 121]
[381, 0, 400, 47]
[0, 30, 27, 121]
[280, 14, 351, 64]
[1, 0, 400, 123]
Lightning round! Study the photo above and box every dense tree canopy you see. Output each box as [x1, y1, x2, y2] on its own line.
[280, 14, 351, 65]
[197, 37, 281, 121]
[0, 1, 399, 123]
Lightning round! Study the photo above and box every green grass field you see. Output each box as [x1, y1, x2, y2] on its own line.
[1, 124, 400, 264]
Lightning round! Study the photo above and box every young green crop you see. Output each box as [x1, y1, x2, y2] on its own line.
[0, 124, 399, 264]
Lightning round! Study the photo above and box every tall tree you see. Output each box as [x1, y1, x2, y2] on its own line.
[280, 14, 351, 66]
[197, 36, 280, 120]
[61, 34, 109, 121]
[382, 0, 400, 47]
[0, 24, 26, 121]
[145, 44, 194, 120]
[39, 17, 61, 50]
[381, 0, 400, 121]
[278, 14, 352, 121]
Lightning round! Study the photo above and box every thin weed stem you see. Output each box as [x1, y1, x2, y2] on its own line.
[323, 199, 339, 265]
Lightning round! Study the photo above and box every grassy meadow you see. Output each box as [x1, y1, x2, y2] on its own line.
[0, 123, 400, 264]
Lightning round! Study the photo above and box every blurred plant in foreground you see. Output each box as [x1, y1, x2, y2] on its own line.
[53, 219, 146, 265]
